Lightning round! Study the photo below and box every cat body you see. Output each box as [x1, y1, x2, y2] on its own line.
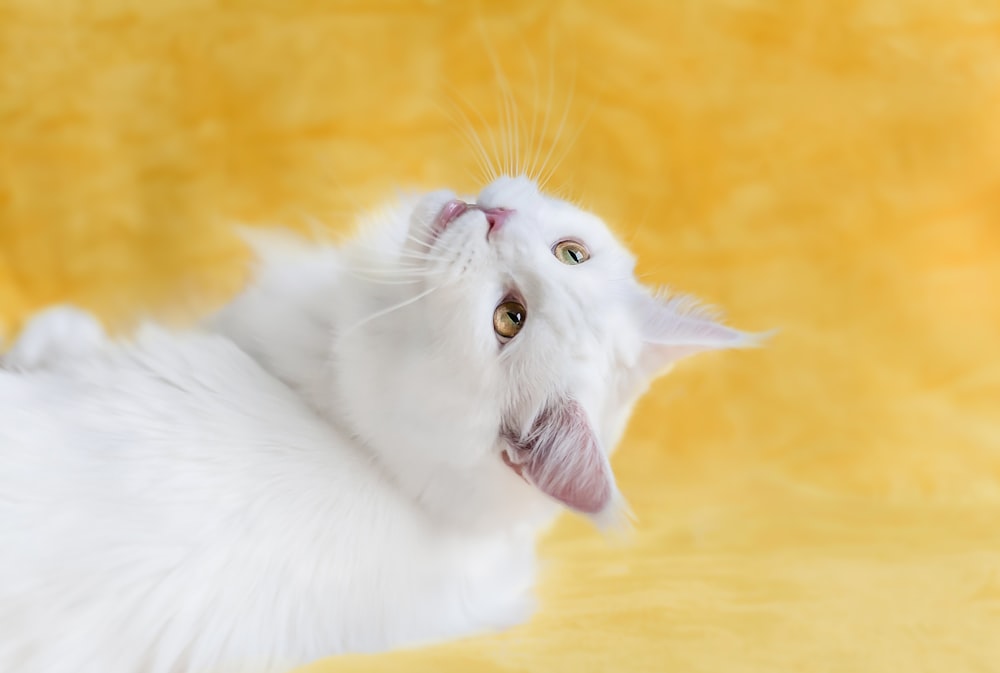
[0, 176, 755, 672]
[1, 328, 535, 673]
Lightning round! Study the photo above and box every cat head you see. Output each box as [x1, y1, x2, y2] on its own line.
[332, 176, 756, 531]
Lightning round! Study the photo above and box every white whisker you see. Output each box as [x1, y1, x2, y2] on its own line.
[522, 44, 542, 180]
[338, 262, 429, 276]
[403, 235, 434, 251]
[340, 283, 444, 337]
[535, 60, 577, 191]
[538, 101, 592, 192]
[338, 273, 425, 286]
[528, 33, 558, 183]
[436, 100, 497, 184]
[476, 20, 520, 178]
[443, 82, 503, 183]
[346, 256, 437, 272]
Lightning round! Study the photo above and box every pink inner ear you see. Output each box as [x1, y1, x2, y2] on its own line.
[506, 399, 614, 515]
[634, 289, 761, 376]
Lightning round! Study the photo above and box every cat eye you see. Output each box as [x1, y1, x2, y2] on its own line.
[493, 301, 527, 341]
[553, 240, 590, 265]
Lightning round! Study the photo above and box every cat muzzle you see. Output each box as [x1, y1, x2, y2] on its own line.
[434, 199, 513, 240]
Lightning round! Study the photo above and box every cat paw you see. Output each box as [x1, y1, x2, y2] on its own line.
[2, 306, 106, 371]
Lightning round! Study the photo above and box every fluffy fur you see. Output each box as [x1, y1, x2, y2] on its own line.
[0, 176, 753, 673]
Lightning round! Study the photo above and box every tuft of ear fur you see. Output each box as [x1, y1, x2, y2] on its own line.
[504, 398, 623, 523]
[634, 287, 771, 376]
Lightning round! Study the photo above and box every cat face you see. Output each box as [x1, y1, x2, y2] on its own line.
[333, 177, 752, 530]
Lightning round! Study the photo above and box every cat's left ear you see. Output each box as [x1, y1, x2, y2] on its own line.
[633, 289, 765, 377]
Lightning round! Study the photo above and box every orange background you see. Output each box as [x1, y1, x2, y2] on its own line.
[2, 1, 1000, 671]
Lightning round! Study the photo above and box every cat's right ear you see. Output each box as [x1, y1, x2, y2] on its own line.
[504, 398, 619, 522]
[632, 289, 766, 378]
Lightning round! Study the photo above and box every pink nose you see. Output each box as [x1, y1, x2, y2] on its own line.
[482, 207, 512, 237]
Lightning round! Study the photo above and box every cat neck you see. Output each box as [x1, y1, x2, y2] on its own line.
[210, 231, 562, 537]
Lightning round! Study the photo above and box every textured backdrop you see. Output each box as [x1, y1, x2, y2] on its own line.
[2, 1, 1000, 671]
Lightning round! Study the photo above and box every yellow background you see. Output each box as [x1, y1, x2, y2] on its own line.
[3, 1, 1000, 671]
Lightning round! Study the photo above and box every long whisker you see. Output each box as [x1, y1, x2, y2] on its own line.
[443, 82, 503, 182]
[403, 234, 435, 250]
[535, 57, 577, 191]
[338, 260, 430, 274]
[504, 75, 522, 177]
[435, 99, 496, 184]
[339, 283, 445, 337]
[522, 40, 542, 180]
[337, 272, 426, 286]
[528, 29, 558, 182]
[347, 247, 439, 267]
[463, 166, 487, 189]
[474, 19, 524, 178]
[538, 101, 593, 192]
[343, 237, 439, 260]
[394, 252, 437, 264]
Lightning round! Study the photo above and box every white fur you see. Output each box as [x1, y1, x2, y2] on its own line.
[0, 176, 755, 673]
[2, 306, 106, 370]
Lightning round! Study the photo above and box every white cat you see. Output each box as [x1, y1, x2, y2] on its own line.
[0, 176, 757, 673]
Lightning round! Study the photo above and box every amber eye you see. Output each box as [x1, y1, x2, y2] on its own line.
[493, 301, 527, 340]
[553, 240, 590, 265]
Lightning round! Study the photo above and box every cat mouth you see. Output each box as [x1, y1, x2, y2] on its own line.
[431, 200, 513, 243]
[430, 199, 471, 241]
